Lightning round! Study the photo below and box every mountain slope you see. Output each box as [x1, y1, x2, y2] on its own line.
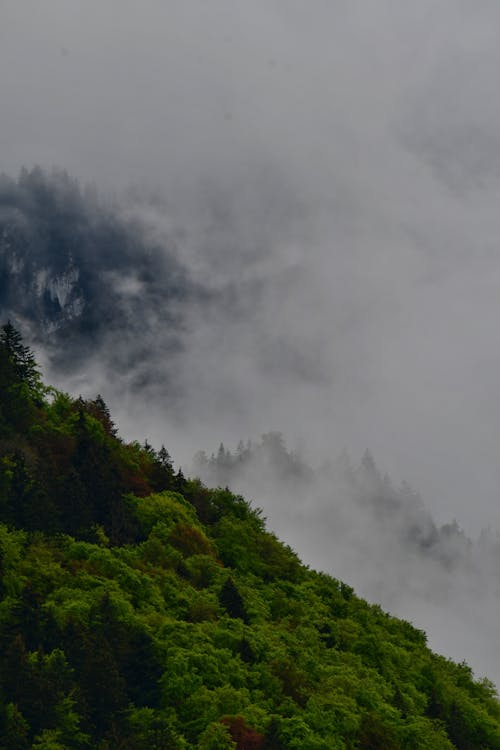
[194, 433, 500, 690]
[1, 325, 500, 749]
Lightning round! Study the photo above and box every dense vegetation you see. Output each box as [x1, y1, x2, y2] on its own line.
[1, 323, 500, 749]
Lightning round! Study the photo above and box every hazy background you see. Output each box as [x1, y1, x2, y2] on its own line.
[3, 1, 500, 682]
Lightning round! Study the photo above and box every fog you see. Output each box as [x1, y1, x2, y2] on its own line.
[193, 435, 500, 686]
[3, 1, 500, 683]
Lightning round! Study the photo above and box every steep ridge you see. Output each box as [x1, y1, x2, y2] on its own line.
[1, 324, 499, 749]
[194, 435, 500, 688]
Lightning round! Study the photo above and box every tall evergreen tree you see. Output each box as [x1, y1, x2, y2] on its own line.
[158, 445, 173, 472]
[0, 322, 41, 394]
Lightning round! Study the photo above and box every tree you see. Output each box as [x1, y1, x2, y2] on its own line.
[0, 322, 42, 395]
[89, 395, 117, 436]
[158, 445, 173, 472]
[0, 703, 30, 750]
[175, 468, 186, 492]
[197, 722, 236, 750]
[0, 324, 41, 433]
[222, 716, 265, 750]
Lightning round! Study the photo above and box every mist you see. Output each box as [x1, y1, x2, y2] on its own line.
[3, 1, 500, 684]
[193, 435, 500, 685]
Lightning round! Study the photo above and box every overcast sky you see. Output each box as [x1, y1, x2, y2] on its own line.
[3, 5, 500, 555]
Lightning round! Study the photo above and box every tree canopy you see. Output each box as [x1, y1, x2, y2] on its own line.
[0, 325, 499, 749]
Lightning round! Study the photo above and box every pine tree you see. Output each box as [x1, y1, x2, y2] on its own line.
[91, 395, 117, 436]
[174, 467, 186, 492]
[158, 445, 173, 472]
[0, 322, 41, 394]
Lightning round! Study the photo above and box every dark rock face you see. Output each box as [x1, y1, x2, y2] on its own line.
[0, 167, 201, 373]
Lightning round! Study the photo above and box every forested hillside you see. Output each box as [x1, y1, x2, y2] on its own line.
[1, 323, 500, 749]
[193, 431, 500, 692]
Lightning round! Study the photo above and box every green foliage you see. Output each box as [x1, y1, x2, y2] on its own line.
[197, 721, 236, 750]
[125, 707, 187, 749]
[130, 491, 198, 538]
[0, 326, 499, 748]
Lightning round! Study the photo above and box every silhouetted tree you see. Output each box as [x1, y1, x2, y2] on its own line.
[158, 445, 173, 472]
[0, 322, 41, 394]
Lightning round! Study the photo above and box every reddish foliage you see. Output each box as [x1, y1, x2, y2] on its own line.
[221, 716, 265, 750]
[169, 523, 213, 556]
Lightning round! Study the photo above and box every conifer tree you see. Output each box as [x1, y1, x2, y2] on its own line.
[158, 445, 173, 472]
[92, 394, 116, 436]
[174, 467, 186, 492]
[0, 322, 41, 394]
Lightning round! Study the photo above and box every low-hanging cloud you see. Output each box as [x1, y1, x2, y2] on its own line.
[193, 436, 500, 686]
[3, 0, 500, 685]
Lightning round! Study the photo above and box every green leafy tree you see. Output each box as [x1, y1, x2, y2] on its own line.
[197, 722, 236, 750]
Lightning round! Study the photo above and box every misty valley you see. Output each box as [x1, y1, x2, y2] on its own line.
[6, 2, 500, 746]
[2, 169, 500, 747]
[1, 319, 500, 748]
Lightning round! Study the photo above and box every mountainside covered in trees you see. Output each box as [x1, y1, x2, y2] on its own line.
[1, 325, 500, 748]
[193, 433, 500, 691]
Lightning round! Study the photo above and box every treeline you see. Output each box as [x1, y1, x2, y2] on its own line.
[194, 433, 473, 567]
[1, 325, 500, 748]
[0, 322, 185, 544]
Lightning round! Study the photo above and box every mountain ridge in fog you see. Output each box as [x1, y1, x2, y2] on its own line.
[193, 432, 500, 685]
[2, 323, 500, 747]
[3, 166, 500, 686]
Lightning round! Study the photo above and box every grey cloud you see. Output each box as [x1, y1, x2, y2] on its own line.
[193, 439, 500, 685]
[4, 0, 500, 685]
